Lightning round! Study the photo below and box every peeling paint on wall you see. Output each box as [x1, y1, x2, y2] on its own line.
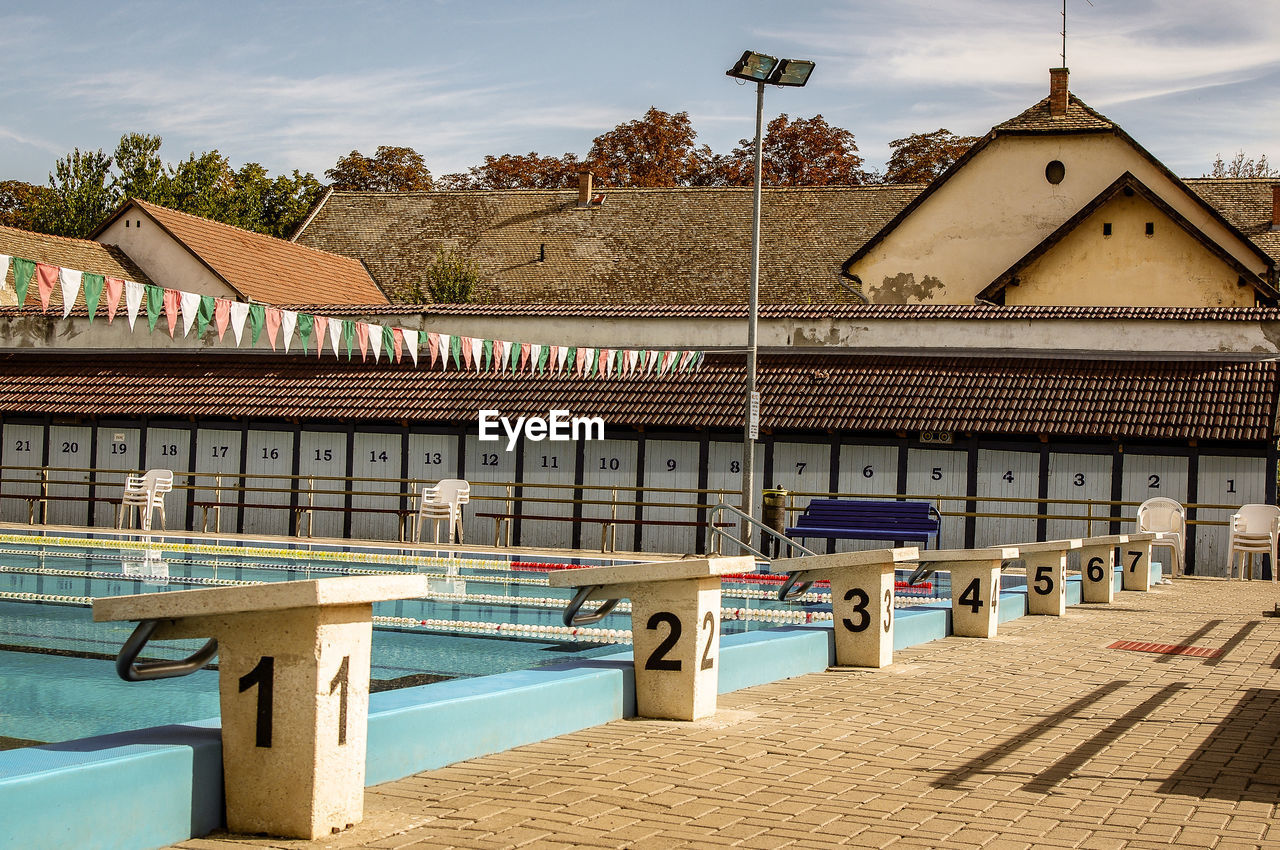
[869, 272, 945, 304]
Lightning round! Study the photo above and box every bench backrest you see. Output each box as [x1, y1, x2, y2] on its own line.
[794, 499, 939, 531]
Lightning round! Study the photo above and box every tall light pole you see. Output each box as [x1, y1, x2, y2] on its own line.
[725, 50, 815, 545]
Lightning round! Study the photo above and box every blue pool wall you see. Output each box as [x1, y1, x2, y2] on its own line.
[0, 562, 1157, 850]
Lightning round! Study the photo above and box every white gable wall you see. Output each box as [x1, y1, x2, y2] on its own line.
[97, 205, 238, 298]
[851, 133, 1270, 305]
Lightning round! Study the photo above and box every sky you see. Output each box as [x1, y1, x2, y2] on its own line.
[2, 0, 1277, 186]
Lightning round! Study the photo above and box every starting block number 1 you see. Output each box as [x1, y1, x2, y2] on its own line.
[643, 611, 716, 672]
[238, 654, 351, 749]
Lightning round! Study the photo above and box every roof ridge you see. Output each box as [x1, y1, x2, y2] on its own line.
[326, 184, 929, 197]
[130, 198, 370, 267]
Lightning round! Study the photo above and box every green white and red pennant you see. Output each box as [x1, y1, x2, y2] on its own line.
[0, 255, 705, 377]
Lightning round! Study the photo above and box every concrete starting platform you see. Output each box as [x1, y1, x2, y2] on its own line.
[171, 577, 1280, 850]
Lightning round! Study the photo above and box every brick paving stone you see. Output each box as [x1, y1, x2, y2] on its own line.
[174, 580, 1280, 850]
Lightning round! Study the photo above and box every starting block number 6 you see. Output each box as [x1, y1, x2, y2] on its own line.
[842, 587, 892, 633]
[1087, 557, 1107, 582]
[643, 611, 717, 672]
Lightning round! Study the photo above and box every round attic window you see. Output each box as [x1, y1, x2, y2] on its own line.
[1045, 160, 1066, 185]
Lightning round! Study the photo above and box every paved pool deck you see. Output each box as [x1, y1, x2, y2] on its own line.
[177, 576, 1280, 850]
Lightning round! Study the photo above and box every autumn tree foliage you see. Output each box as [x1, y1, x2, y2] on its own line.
[882, 129, 981, 184]
[583, 107, 713, 188]
[440, 151, 581, 190]
[716, 114, 867, 186]
[325, 145, 434, 191]
[0, 180, 53, 230]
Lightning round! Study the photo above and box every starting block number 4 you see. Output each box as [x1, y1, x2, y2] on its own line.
[643, 611, 716, 672]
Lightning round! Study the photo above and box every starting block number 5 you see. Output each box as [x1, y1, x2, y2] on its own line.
[1033, 565, 1058, 595]
[842, 587, 892, 633]
[643, 611, 716, 672]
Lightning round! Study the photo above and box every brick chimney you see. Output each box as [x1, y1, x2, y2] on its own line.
[1273, 185, 1280, 231]
[577, 171, 593, 207]
[1049, 67, 1069, 118]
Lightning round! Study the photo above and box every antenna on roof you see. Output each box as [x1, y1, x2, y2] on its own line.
[1062, 0, 1094, 67]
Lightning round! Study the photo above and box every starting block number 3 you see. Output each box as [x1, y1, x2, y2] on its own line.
[238, 654, 351, 749]
[842, 587, 892, 633]
[643, 611, 716, 672]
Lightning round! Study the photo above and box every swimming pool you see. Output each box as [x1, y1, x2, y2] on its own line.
[0, 526, 850, 746]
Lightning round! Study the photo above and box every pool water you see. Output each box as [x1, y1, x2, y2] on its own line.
[0, 527, 841, 746]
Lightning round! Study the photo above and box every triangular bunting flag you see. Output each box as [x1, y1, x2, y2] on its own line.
[229, 300, 250, 346]
[36, 263, 58, 312]
[12, 258, 34, 306]
[402, 328, 419, 366]
[627, 349, 639, 377]
[144, 285, 163, 332]
[247, 303, 266, 346]
[296, 313, 313, 354]
[482, 339, 494, 371]
[427, 332, 440, 368]
[451, 334, 463, 370]
[312, 314, 328, 356]
[0, 255, 9, 293]
[104, 277, 124, 323]
[126, 281, 145, 330]
[180, 291, 201, 337]
[439, 333, 451, 370]
[575, 347, 586, 377]
[382, 325, 395, 363]
[367, 323, 382, 362]
[460, 336, 473, 370]
[328, 316, 343, 358]
[196, 295, 215, 337]
[557, 346, 569, 375]
[342, 320, 356, 360]
[469, 336, 482, 371]
[82, 273, 104, 322]
[530, 343, 542, 374]
[391, 327, 404, 363]
[162, 289, 181, 338]
[279, 310, 297, 353]
[214, 298, 232, 340]
[59, 268, 82, 318]
[519, 343, 530, 372]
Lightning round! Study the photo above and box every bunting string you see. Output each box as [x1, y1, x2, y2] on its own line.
[0, 255, 705, 378]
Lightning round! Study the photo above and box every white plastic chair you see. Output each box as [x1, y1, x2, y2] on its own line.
[435, 478, 470, 544]
[1136, 497, 1186, 577]
[142, 469, 173, 531]
[415, 484, 455, 544]
[118, 474, 150, 529]
[1227, 503, 1280, 581]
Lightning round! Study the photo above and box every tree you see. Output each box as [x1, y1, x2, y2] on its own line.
[410, 247, 479, 303]
[325, 145, 433, 191]
[1205, 152, 1278, 178]
[112, 133, 167, 202]
[716, 114, 867, 186]
[440, 151, 582, 190]
[0, 180, 53, 230]
[882, 129, 980, 184]
[32, 148, 117, 237]
[584, 107, 712, 187]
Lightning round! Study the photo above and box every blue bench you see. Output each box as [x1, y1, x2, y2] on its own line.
[785, 499, 942, 549]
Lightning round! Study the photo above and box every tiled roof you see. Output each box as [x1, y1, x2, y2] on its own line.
[0, 225, 153, 307]
[0, 352, 1270, 442]
[993, 93, 1116, 133]
[105, 200, 389, 305]
[292, 186, 924, 305]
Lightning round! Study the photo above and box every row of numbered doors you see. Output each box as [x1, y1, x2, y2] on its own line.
[0, 421, 1267, 573]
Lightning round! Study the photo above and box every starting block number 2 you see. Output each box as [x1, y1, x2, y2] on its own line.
[643, 611, 717, 672]
[238, 654, 351, 749]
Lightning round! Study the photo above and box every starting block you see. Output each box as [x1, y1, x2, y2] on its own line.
[1078, 534, 1133, 603]
[919, 548, 1020, 638]
[1007, 539, 1081, 616]
[548, 556, 753, 721]
[1119, 532, 1160, 592]
[770, 547, 919, 668]
[93, 575, 427, 840]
